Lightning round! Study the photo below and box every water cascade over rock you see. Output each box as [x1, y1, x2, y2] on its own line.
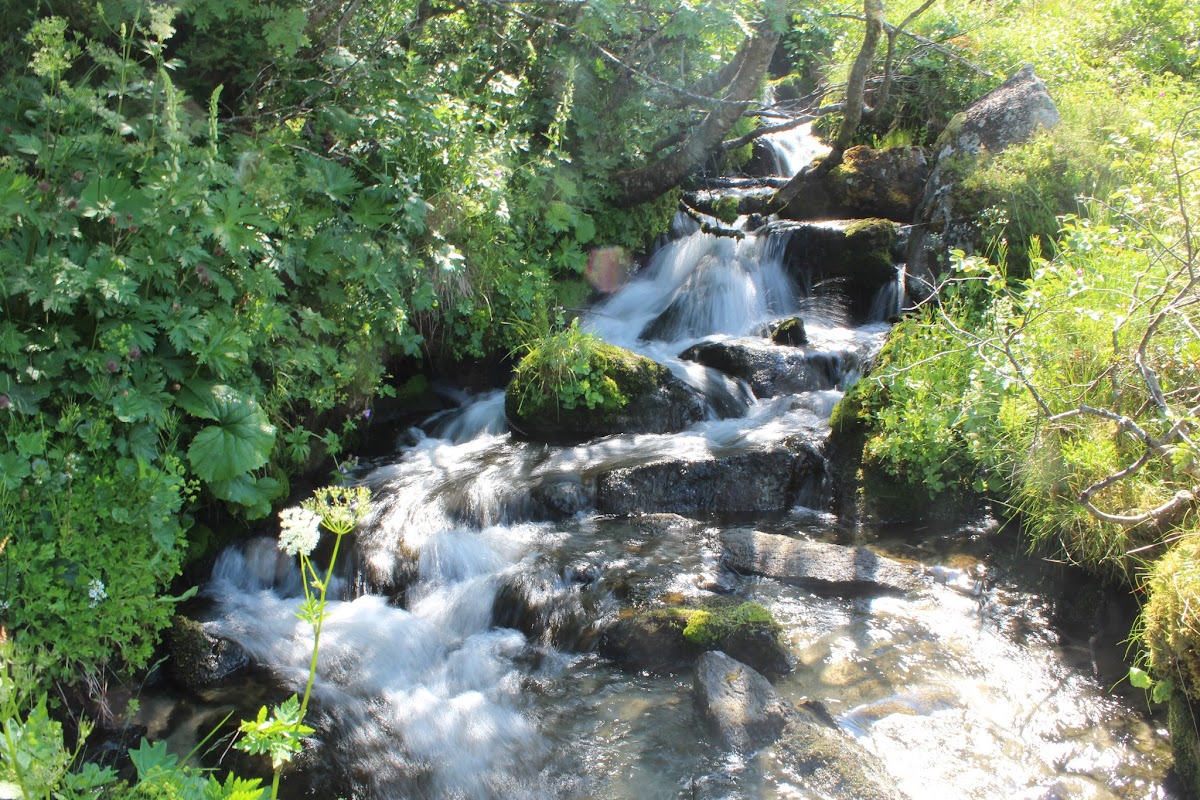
[168, 122, 1171, 800]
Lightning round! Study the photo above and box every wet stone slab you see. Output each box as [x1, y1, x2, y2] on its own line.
[719, 528, 921, 596]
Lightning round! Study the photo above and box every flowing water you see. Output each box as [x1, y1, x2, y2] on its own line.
[172, 131, 1175, 799]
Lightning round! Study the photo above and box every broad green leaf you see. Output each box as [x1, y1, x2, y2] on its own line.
[1128, 666, 1153, 689]
[181, 384, 275, 481]
[209, 474, 283, 519]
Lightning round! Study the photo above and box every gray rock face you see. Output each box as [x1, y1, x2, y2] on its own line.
[165, 616, 251, 690]
[720, 528, 920, 595]
[595, 442, 824, 516]
[693, 652, 908, 800]
[680, 338, 856, 398]
[694, 650, 794, 752]
[907, 64, 1060, 297]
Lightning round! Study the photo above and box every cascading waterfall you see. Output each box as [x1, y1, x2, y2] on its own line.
[191, 124, 1172, 800]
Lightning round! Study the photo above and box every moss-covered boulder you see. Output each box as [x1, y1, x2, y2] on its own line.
[505, 340, 702, 443]
[599, 600, 791, 676]
[164, 615, 250, 690]
[777, 218, 899, 322]
[769, 316, 807, 346]
[1143, 537, 1200, 695]
[779, 145, 930, 223]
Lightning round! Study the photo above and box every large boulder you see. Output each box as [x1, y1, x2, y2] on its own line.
[595, 440, 825, 516]
[720, 529, 921, 596]
[774, 219, 900, 322]
[907, 64, 1060, 297]
[780, 145, 931, 223]
[600, 600, 791, 676]
[693, 652, 908, 800]
[505, 343, 703, 442]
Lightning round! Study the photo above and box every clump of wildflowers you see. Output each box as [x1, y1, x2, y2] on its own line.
[303, 485, 371, 536]
[278, 507, 321, 557]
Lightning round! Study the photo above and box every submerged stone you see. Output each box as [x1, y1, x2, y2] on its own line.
[694, 650, 793, 752]
[693, 652, 909, 800]
[600, 600, 791, 677]
[719, 528, 920, 595]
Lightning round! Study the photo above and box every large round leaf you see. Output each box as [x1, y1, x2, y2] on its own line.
[183, 384, 276, 482]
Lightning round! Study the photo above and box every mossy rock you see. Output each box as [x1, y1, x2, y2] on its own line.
[600, 599, 790, 676]
[1169, 691, 1200, 795]
[769, 316, 807, 346]
[1144, 537, 1200, 699]
[505, 342, 702, 443]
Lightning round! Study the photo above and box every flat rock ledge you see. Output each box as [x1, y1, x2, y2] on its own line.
[720, 529, 920, 596]
[694, 651, 908, 800]
[596, 442, 824, 517]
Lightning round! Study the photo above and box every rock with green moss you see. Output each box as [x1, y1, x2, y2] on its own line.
[779, 145, 930, 223]
[1169, 692, 1200, 795]
[769, 316, 807, 346]
[1144, 537, 1200, 696]
[599, 599, 791, 676]
[505, 342, 702, 442]
[164, 615, 250, 691]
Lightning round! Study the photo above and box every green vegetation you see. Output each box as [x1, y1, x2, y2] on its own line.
[825, 2, 1200, 780]
[4, 0, 1200, 791]
[507, 320, 628, 417]
[681, 601, 779, 648]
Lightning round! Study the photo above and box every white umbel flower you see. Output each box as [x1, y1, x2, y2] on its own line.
[87, 578, 107, 608]
[278, 507, 322, 557]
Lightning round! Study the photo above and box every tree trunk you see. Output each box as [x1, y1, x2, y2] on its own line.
[610, 25, 781, 206]
[772, 0, 883, 208]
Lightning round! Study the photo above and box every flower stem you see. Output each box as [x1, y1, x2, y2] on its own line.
[298, 530, 344, 722]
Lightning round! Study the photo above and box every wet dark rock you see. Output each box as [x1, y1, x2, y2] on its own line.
[684, 187, 777, 220]
[693, 652, 908, 800]
[907, 64, 1060, 298]
[165, 615, 251, 690]
[779, 145, 931, 223]
[595, 441, 824, 517]
[680, 338, 851, 398]
[773, 218, 899, 322]
[769, 316, 807, 346]
[719, 529, 921, 595]
[505, 343, 703, 443]
[493, 574, 598, 651]
[694, 650, 793, 752]
[531, 479, 592, 520]
[600, 600, 791, 677]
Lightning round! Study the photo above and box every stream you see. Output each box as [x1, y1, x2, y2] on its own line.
[150, 129, 1175, 799]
